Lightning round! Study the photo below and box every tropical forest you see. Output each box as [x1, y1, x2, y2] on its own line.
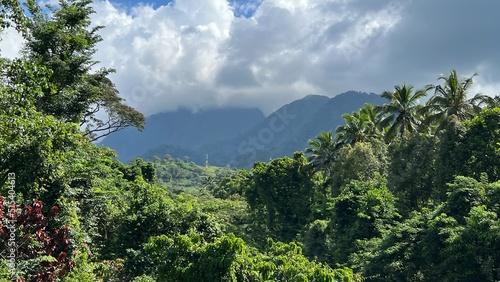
[1, 0, 499, 281]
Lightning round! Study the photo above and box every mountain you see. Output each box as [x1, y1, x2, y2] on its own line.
[193, 91, 385, 167]
[100, 107, 266, 162]
[101, 91, 386, 167]
[140, 144, 206, 165]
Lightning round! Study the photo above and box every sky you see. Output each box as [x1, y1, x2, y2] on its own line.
[1, 0, 500, 116]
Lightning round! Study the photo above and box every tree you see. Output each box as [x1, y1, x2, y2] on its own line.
[421, 70, 488, 130]
[335, 109, 373, 146]
[21, 0, 144, 141]
[330, 141, 388, 196]
[0, 198, 75, 281]
[305, 131, 339, 176]
[144, 233, 245, 282]
[0, 0, 25, 32]
[144, 233, 359, 282]
[386, 133, 437, 215]
[0, 101, 86, 201]
[484, 95, 500, 108]
[360, 103, 383, 138]
[433, 108, 500, 198]
[461, 108, 500, 182]
[202, 169, 249, 199]
[443, 205, 500, 281]
[363, 176, 500, 281]
[378, 84, 428, 142]
[302, 219, 330, 263]
[432, 119, 467, 200]
[116, 158, 156, 184]
[246, 153, 315, 242]
[361, 210, 428, 281]
[329, 180, 399, 267]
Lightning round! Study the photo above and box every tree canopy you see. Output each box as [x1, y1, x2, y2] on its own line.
[1, 0, 499, 280]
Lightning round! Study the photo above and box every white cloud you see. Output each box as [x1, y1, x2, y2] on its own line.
[0, 27, 24, 58]
[471, 64, 500, 98]
[91, 0, 398, 115]
[90, 0, 236, 114]
[2, 0, 500, 117]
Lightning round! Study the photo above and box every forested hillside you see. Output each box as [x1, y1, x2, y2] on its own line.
[100, 107, 266, 163]
[152, 155, 223, 194]
[1, 0, 500, 281]
[193, 91, 385, 168]
[102, 91, 385, 168]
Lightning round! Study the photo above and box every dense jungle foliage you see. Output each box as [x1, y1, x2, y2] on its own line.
[1, 0, 499, 281]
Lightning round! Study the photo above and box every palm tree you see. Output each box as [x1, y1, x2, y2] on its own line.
[377, 84, 428, 142]
[421, 70, 490, 128]
[360, 103, 383, 139]
[482, 95, 500, 108]
[306, 131, 339, 175]
[335, 109, 372, 145]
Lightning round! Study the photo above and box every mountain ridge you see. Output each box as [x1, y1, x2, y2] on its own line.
[102, 91, 386, 167]
[100, 107, 266, 162]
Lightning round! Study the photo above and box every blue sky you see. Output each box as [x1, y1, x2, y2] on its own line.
[112, 0, 262, 17]
[228, 0, 263, 17]
[2, 0, 499, 116]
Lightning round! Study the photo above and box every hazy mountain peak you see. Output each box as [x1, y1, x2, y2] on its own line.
[102, 91, 385, 167]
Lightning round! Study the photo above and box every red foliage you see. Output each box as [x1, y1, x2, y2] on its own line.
[0, 196, 75, 281]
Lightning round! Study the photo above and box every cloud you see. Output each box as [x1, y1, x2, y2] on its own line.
[372, 0, 500, 92]
[90, 0, 235, 114]
[92, 0, 425, 116]
[2, 0, 500, 116]
[0, 27, 24, 58]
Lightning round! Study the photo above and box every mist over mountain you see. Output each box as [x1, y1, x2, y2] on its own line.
[102, 91, 385, 167]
